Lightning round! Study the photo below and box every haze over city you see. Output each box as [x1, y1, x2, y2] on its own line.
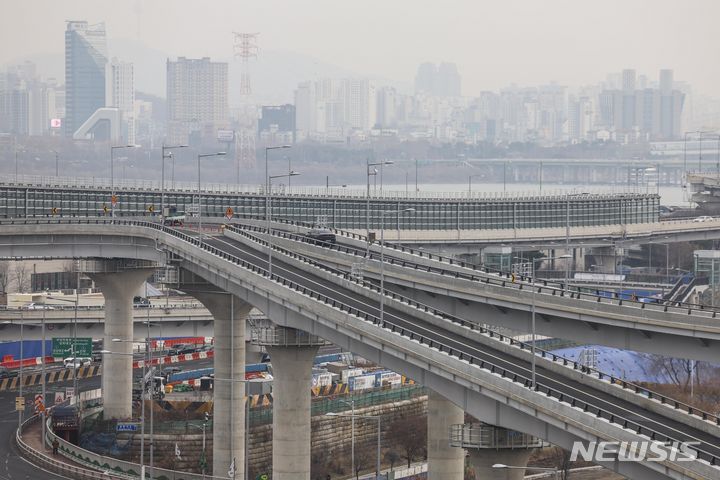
[2, 0, 720, 97]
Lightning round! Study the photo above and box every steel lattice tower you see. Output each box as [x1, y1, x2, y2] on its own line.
[233, 32, 259, 173]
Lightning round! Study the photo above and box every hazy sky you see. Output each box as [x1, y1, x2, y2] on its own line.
[2, 0, 719, 96]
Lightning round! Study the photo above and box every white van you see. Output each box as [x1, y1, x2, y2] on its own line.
[64, 357, 92, 369]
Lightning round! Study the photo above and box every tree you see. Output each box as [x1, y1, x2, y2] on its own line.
[550, 447, 572, 480]
[354, 445, 374, 479]
[384, 450, 400, 472]
[0, 261, 10, 293]
[387, 414, 426, 468]
[13, 262, 29, 293]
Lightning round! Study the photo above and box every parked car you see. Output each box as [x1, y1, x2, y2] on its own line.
[693, 215, 713, 223]
[305, 228, 336, 245]
[0, 367, 18, 379]
[178, 345, 199, 355]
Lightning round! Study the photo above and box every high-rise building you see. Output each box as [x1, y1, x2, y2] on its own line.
[437, 62, 461, 97]
[376, 87, 397, 127]
[109, 58, 135, 143]
[414, 62, 462, 97]
[64, 21, 107, 138]
[341, 78, 376, 130]
[414, 63, 436, 95]
[258, 104, 295, 143]
[166, 57, 228, 144]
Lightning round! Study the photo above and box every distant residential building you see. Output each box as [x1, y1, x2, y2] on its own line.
[376, 86, 398, 127]
[258, 104, 295, 143]
[65, 21, 107, 138]
[108, 58, 135, 144]
[166, 57, 228, 145]
[341, 78, 376, 130]
[597, 69, 684, 140]
[414, 62, 461, 97]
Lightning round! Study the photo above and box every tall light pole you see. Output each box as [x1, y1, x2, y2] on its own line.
[337, 398, 356, 474]
[197, 151, 227, 240]
[327, 412, 382, 479]
[366, 159, 394, 255]
[268, 171, 301, 276]
[51, 150, 59, 177]
[528, 254, 571, 388]
[110, 144, 139, 217]
[468, 174, 483, 196]
[415, 157, 419, 194]
[264, 145, 292, 269]
[380, 208, 414, 325]
[161, 145, 188, 222]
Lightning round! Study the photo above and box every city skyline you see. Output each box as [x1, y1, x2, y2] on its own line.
[1, 0, 719, 98]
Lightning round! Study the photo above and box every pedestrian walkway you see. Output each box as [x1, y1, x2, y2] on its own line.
[18, 417, 123, 479]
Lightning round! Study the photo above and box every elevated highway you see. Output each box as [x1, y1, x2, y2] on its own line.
[0, 219, 718, 479]
[242, 223, 720, 362]
[0, 304, 214, 340]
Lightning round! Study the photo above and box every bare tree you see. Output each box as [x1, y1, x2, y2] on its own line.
[0, 261, 10, 293]
[387, 414, 426, 468]
[648, 356, 696, 390]
[354, 445, 374, 479]
[550, 447, 572, 480]
[14, 262, 29, 293]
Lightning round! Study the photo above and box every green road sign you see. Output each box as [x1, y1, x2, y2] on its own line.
[52, 337, 92, 357]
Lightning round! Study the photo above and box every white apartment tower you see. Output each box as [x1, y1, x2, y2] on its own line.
[166, 57, 228, 144]
[109, 58, 135, 143]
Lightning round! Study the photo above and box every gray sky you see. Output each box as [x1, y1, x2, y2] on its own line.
[2, 0, 719, 96]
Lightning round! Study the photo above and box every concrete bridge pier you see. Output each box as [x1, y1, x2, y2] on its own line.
[450, 423, 541, 480]
[188, 290, 251, 479]
[427, 390, 465, 480]
[255, 326, 325, 480]
[87, 263, 156, 419]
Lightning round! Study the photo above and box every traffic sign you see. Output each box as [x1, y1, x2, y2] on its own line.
[65, 387, 75, 400]
[15, 397, 25, 411]
[111, 195, 118, 206]
[225, 207, 234, 220]
[54, 392, 65, 405]
[103, 204, 109, 214]
[51, 207, 58, 216]
[147, 205, 155, 213]
[52, 337, 92, 357]
[34, 394, 45, 413]
[116, 422, 140, 432]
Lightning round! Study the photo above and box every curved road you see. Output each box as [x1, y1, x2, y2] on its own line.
[205, 232, 720, 463]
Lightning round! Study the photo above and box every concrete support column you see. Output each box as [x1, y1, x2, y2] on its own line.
[266, 343, 319, 480]
[427, 390, 465, 480]
[89, 268, 154, 420]
[193, 292, 251, 479]
[467, 449, 534, 480]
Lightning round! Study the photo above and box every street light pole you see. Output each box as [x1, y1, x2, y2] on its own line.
[264, 145, 292, 270]
[380, 208, 414, 326]
[52, 150, 59, 177]
[197, 152, 227, 241]
[327, 413, 381, 479]
[161, 145, 188, 222]
[110, 144, 139, 217]
[268, 171, 301, 276]
[366, 159, 393, 256]
[530, 254, 571, 388]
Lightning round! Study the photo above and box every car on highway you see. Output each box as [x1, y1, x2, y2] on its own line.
[23, 302, 55, 310]
[133, 296, 151, 307]
[692, 215, 713, 222]
[162, 366, 183, 377]
[63, 357, 92, 369]
[305, 228, 336, 245]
